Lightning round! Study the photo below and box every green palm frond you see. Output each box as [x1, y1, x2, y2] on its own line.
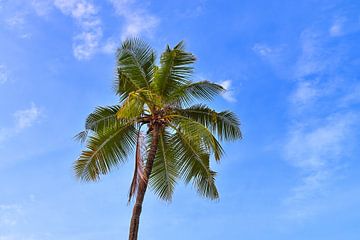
[149, 129, 178, 201]
[74, 105, 121, 143]
[74, 123, 137, 181]
[117, 92, 145, 120]
[193, 161, 219, 200]
[171, 129, 219, 199]
[176, 104, 242, 141]
[152, 41, 196, 97]
[115, 38, 156, 99]
[114, 71, 138, 101]
[168, 81, 224, 105]
[74, 130, 88, 143]
[86, 105, 121, 130]
[172, 117, 224, 161]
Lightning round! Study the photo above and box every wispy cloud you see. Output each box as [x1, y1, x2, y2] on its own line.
[101, 38, 117, 54]
[1, 3, 31, 38]
[218, 80, 237, 103]
[0, 196, 40, 239]
[281, 26, 360, 219]
[253, 20, 360, 215]
[0, 103, 42, 143]
[329, 17, 345, 37]
[0, 204, 23, 227]
[284, 113, 355, 173]
[290, 81, 318, 107]
[31, 0, 53, 17]
[252, 43, 274, 57]
[294, 30, 339, 80]
[0, 65, 8, 85]
[5, 13, 26, 29]
[328, 16, 360, 38]
[251, 23, 360, 220]
[175, 0, 207, 18]
[52, 0, 159, 59]
[109, 0, 159, 40]
[14, 103, 42, 130]
[2, 0, 159, 58]
[252, 43, 289, 77]
[54, 0, 102, 60]
[339, 83, 360, 107]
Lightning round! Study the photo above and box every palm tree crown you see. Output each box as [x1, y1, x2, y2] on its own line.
[74, 38, 242, 239]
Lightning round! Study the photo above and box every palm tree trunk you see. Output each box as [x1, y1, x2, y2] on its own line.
[128, 123, 160, 240]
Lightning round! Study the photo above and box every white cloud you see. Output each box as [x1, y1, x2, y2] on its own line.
[4, 0, 158, 59]
[252, 43, 290, 78]
[283, 113, 356, 219]
[14, 103, 42, 130]
[294, 30, 327, 79]
[48, 0, 159, 59]
[176, 0, 206, 18]
[54, 0, 102, 60]
[218, 80, 237, 103]
[2, 4, 33, 38]
[290, 81, 318, 107]
[0, 196, 40, 240]
[285, 114, 354, 170]
[0, 65, 8, 84]
[31, 0, 53, 17]
[109, 0, 159, 40]
[253, 43, 273, 57]
[0, 204, 23, 227]
[329, 22, 342, 37]
[0, 128, 11, 143]
[0, 103, 42, 143]
[73, 29, 102, 59]
[101, 39, 117, 54]
[5, 13, 26, 28]
[54, 0, 96, 18]
[339, 83, 360, 106]
[329, 18, 345, 37]
[281, 27, 360, 219]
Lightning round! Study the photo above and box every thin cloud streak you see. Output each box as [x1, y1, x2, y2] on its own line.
[51, 0, 159, 59]
[0, 65, 8, 85]
[0, 204, 23, 227]
[0, 103, 42, 143]
[281, 26, 360, 219]
[109, 0, 159, 40]
[54, 0, 102, 60]
[31, 0, 53, 17]
[252, 22, 360, 220]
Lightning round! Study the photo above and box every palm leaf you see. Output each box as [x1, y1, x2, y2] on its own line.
[168, 81, 224, 105]
[172, 116, 224, 161]
[115, 38, 156, 99]
[149, 129, 178, 201]
[152, 41, 196, 97]
[176, 104, 242, 141]
[74, 123, 137, 181]
[117, 92, 145, 120]
[74, 105, 121, 143]
[171, 128, 219, 199]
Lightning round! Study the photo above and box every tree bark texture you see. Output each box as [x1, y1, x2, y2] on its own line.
[128, 123, 160, 240]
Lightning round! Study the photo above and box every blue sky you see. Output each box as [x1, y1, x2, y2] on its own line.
[1, 0, 360, 239]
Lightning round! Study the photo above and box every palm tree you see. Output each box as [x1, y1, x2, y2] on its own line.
[74, 38, 242, 240]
